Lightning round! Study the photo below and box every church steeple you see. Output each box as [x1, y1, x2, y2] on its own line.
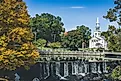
[95, 17, 100, 31]
[94, 17, 101, 37]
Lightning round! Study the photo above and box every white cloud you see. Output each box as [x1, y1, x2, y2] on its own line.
[60, 6, 85, 9]
[70, 6, 85, 9]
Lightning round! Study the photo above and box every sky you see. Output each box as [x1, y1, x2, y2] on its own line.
[24, 0, 118, 33]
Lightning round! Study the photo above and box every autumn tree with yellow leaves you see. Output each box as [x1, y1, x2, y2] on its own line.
[0, 0, 40, 71]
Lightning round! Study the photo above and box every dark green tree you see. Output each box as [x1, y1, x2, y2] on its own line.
[103, 0, 121, 51]
[30, 13, 65, 43]
[111, 66, 121, 80]
[61, 25, 91, 50]
[101, 25, 121, 51]
[103, 0, 121, 26]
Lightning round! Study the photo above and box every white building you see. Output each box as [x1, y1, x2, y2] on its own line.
[89, 18, 107, 49]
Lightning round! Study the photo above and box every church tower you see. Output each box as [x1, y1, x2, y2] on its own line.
[94, 17, 101, 37]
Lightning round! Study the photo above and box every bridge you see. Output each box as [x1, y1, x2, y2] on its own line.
[33, 49, 121, 80]
[39, 49, 121, 62]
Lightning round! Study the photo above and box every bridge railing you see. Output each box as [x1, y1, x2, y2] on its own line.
[39, 49, 104, 59]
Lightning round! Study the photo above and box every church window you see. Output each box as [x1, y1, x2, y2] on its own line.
[95, 33, 97, 36]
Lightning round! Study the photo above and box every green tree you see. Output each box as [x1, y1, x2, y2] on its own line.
[101, 25, 121, 51]
[103, 0, 121, 26]
[30, 13, 65, 43]
[48, 42, 61, 48]
[61, 25, 91, 50]
[33, 38, 46, 47]
[111, 66, 121, 80]
[103, 0, 121, 51]
[0, 0, 40, 71]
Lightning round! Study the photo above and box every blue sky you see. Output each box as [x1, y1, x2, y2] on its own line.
[24, 0, 117, 32]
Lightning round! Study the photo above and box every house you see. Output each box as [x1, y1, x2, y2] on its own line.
[89, 18, 107, 49]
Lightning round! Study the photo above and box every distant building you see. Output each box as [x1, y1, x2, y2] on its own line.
[89, 18, 107, 49]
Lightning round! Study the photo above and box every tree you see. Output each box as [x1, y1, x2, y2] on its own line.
[103, 0, 121, 26]
[103, 0, 121, 51]
[101, 25, 121, 51]
[102, 0, 121, 51]
[111, 66, 121, 80]
[61, 25, 91, 50]
[0, 0, 40, 71]
[30, 13, 65, 43]
[33, 38, 46, 47]
[48, 42, 61, 48]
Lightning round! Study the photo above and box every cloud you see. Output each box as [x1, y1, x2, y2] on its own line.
[60, 6, 85, 9]
[70, 6, 85, 9]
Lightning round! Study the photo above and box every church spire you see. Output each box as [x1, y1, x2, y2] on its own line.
[95, 17, 100, 31]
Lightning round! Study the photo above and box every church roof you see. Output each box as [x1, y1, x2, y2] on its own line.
[90, 36, 104, 40]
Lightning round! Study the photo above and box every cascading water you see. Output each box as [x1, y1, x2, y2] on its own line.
[72, 62, 75, 75]
[103, 62, 108, 73]
[91, 63, 97, 73]
[39, 63, 43, 80]
[75, 61, 79, 75]
[84, 63, 88, 73]
[98, 63, 101, 73]
[82, 61, 85, 73]
[56, 62, 60, 76]
[44, 62, 50, 79]
[50, 62, 54, 76]
[37, 61, 110, 81]
[64, 62, 69, 77]
[78, 61, 83, 74]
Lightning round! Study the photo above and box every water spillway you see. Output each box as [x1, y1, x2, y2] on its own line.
[37, 60, 109, 81]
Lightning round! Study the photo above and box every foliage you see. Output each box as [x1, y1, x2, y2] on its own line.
[103, 0, 121, 51]
[0, 0, 40, 70]
[103, 0, 121, 26]
[48, 42, 61, 48]
[111, 66, 121, 80]
[101, 26, 121, 51]
[0, 0, 30, 33]
[30, 13, 65, 42]
[33, 38, 46, 47]
[61, 25, 91, 50]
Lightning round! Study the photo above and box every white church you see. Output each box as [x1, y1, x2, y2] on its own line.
[89, 18, 107, 50]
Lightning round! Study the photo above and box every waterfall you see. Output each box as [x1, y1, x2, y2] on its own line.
[105, 62, 108, 73]
[84, 63, 88, 73]
[98, 63, 101, 73]
[75, 62, 78, 75]
[78, 62, 83, 74]
[44, 62, 50, 79]
[80, 61, 86, 76]
[72, 62, 75, 75]
[82, 61, 85, 73]
[72, 61, 78, 75]
[56, 62, 60, 76]
[51, 63, 54, 76]
[87, 63, 89, 74]
[64, 62, 69, 77]
[43, 63, 46, 77]
[103, 62, 108, 73]
[39, 63, 43, 80]
[94, 62, 97, 73]
[91, 63, 97, 73]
